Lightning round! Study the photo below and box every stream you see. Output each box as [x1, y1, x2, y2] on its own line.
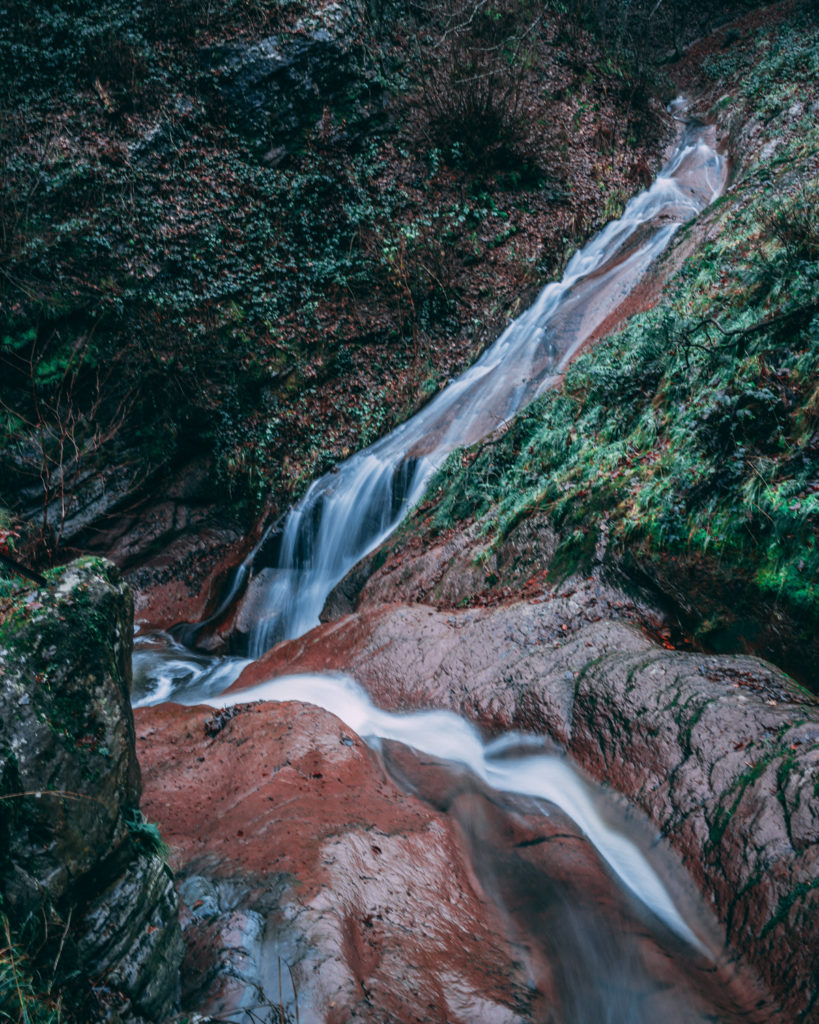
[133, 109, 746, 1022]
[195, 672, 769, 1024]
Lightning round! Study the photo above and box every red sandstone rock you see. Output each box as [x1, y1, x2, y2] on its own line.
[131, 527, 251, 632]
[226, 595, 817, 1022]
[136, 699, 553, 1022]
[136, 694, 777, 1022]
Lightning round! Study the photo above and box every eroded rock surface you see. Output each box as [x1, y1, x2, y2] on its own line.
[136, 700, 547, 1023]
[136, 696, 779, 1023]
[0, 558, 183, 1022]
[234, 586, 819, 1022]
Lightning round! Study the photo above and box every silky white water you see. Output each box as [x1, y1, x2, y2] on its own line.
[206, 670, 709, 955]
[238, 117, 725, 654]
[134, 113, 723, 678]
[132, 111, 729, 992]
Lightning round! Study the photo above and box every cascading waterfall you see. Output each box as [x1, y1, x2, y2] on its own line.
[134, 113, 723, 682]
[239, 115, 725, 654]
[134, 114, 723, 699]
[132, 108, 734, 1019]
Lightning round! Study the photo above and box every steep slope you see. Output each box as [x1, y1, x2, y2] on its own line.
[0, 0, 678, 576]
[340, 2, 819, 682]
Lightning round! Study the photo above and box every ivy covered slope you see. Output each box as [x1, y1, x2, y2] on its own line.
[0, 0, 691, 566]
[408, 5, 819, 684]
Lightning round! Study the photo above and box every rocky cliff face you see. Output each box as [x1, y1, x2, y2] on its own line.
[0, 558, 182, 1022]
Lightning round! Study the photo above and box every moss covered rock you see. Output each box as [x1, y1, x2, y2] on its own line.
[0, 557, 182, 1022]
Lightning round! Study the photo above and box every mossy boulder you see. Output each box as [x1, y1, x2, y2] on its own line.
[0, 557, 182, 1022]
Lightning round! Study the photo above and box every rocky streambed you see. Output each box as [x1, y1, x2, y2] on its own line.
[3, 555, 816, 1022]
[129, 57, 817, 1024]
[133, 540, 819, 1023]
[3, 7, 818, 1020]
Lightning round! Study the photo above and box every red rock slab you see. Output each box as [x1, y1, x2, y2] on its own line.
[225, 599, 810, 1021]
[135, 696, 775, 1024]
[229, 599, 651, 741]
[137, 699, 426, 879]
[135, 699, 553, 1022]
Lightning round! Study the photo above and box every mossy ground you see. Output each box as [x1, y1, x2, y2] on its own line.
[0, 0, 680, 563]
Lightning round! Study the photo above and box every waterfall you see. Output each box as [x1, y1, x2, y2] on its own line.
[235, 117, 725, 654]
[130, 110, 734, 1020]
[134, 110, 725, 703]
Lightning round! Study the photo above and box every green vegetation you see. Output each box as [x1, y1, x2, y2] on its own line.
[1, 912, 63, 1024]
[2, 0, 812, 674]
[0, 0, 693, 564]
[759, 877, 819, 938]
[0, 559, 127, 765]
[124, 809, 169, 860]
[413, 9, 819, 678]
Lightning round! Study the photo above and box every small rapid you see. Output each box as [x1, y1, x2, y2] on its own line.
[206, 671, 708, 955]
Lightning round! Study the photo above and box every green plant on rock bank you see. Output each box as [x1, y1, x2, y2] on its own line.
[412, 15, 819, 682]
[0, 912, 63, 1024]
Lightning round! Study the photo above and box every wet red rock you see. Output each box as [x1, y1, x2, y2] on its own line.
[135, 692, 779, 1023]
[136, 699, 557, 1021]
[224, 590, 816, 1022]
[131, 528, 251, 632]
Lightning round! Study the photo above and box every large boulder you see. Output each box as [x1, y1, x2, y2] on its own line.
[0, 558, 183, 1022]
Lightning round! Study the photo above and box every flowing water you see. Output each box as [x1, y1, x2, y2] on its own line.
[207, 672, 704, 950]
[135, 111, 724, 693]
[132, 109, 746, 1022]
[202, 673, 767, 1023]
[242, 115, 724, 655]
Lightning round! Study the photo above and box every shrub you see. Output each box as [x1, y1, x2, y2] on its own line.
[761, 180, 819, 263]
[414, 0, 540, 168]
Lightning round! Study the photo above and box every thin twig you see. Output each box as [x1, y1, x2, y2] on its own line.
[0, 789, 108, 807]
[286, 960, 300, 1024]
[2, 916, 27, 1021]
[278, 955, 284, 1024]
[682, 301, 819, 345]
[0, 551, 47, 585]
[50, 907, 73, 990]
[434, 0, 494, 46]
